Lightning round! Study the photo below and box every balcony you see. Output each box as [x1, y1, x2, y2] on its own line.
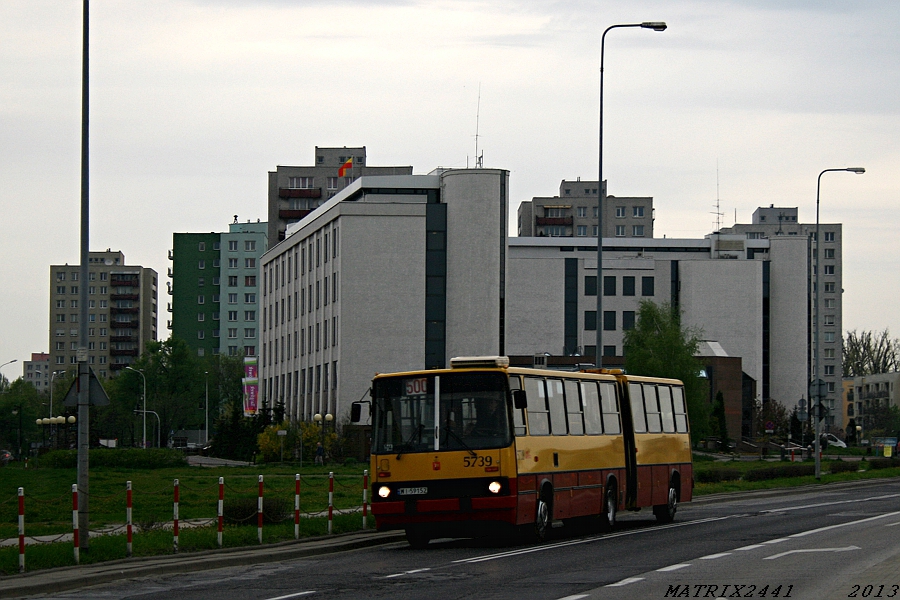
[114, 320, 140, 329]
[279, 188, 321, 199]
[111, 275, 139, 286]
[110, 348, 139, 357]
[168, 249, 173, 260]
[167, 302, 173, 313]
[110, 335, 136, 343]
[536, 216, 573, 226]
[279, 209, 312, 220]
[111, 306, 139, 315]
[167, 319, 173, 330]
[111, 293, 139, 301]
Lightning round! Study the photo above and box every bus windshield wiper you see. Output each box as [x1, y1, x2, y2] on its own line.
[396, 423, 424, 459]
[444, 422, 477, 458]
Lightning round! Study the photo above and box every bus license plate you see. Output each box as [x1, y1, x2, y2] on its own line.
[397, 487, 428, 496]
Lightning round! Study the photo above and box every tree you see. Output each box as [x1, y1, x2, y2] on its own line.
[623, 300, 710, 442]
[0, 378, 43, 458]
[843, 329, 900, 377]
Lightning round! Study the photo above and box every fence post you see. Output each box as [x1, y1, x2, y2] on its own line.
[217, 477, 224, 548]
[18, 487, 25, 573]
[71, 484, 79, 565]
[173, 479, 180, 554]
[257, 475, 264, 544]
[126, 481, 133, 558]
[328, 472, 334, 535]
[362, 470, 369, 529]
[294, 474, 300, 540]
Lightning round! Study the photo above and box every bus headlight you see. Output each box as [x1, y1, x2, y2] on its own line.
[378, 486, 391, 499]
[488, 481, 502, 494]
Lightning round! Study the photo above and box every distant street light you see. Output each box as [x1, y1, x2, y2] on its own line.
[204, 371, 209, 445]
[125, 366, 147, 449]
[597, 21, 666, 367]
[813, 167, 865, 479]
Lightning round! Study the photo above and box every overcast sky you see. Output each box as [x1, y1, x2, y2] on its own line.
[1, 0, 898, 379]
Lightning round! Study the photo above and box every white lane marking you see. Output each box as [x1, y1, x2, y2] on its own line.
[765, 545, 861, 560]
[657, 563, 691, 572]
[789, 511, 900, 538]
[384, 568, 431, 578]
[887, 521, 900, 527]
[265, 592, 316, 600]
[763, 538, 789, 544]
[758, 493, 900, 514]
[735, 544, 765, 551]
[605, 577, 644, 587]
[699, 552, 731, 560]
[453, 515, 738, 564]
[557, 595, 590, 600]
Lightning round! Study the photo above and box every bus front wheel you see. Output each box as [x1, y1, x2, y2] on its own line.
[601, 484, 617, 531]
[534, 495, 551, 541]
[653, 481, 678, 523]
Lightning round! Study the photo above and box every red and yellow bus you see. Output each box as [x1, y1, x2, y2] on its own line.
[357, 356, 692, 547]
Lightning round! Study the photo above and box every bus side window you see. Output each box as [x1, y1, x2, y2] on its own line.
[600, 381, 621, 434]
[564, 379, 584, 435]
[658, 385, 675, 433]
[643, 384, 662, 433]
[672, 386, 689, 433]
[547, 379, 567, 435]
[524, 377, 549, 435]
[581, 381, 603, 435]
[629, 383, 647, 433]
[510, 376, 527, 436]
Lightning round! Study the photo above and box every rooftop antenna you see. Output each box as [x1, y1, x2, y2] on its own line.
[711, 160, 723, 232]
[474, 83, 483, 168]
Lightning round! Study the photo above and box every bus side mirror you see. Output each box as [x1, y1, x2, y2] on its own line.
[513, 390, 527, 410]
[350, 402, 363, 423]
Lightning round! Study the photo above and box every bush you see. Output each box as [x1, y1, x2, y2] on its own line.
[35, 448, 188, 470]
[828, 460, 859, 474]
[222, 495, 291, 525]
[744, 464, 815, 481]
[868, 457, 900, 470]
[695, 468, 742, 483]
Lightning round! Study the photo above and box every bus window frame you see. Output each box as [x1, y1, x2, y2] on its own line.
[546, 378, 567, 435]
[672, 385, 689, 433]
[629, 382, 647, 433]
[658, 385, 676, 433]
[600, 381, 621, 434]
[524, 376, 549, 435]
[564, 379, 584, 435]
[581, 380, 603, 435]
[643, 384, 662, 433]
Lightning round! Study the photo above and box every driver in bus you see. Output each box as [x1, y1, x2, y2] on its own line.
[467, 397, 506, 437]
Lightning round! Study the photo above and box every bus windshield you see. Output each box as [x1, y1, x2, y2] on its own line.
[372, 371, 511, 454]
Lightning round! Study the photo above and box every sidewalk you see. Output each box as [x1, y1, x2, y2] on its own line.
[0, 529, 406, 599]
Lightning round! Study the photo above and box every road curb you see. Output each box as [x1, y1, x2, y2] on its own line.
[0, 530, 407, 599]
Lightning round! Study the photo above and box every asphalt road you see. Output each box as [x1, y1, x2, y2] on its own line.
[13, 478, 900, 600]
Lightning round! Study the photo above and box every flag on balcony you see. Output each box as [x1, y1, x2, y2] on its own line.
[338, 157, 353, 177]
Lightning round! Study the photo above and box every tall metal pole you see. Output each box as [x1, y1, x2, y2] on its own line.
[77, 0, 91, 551]
[813, 167, 865, 479]
[597, 21, 665, 367]
[205, 371, 209, 445]
[125, 366, 146, 449]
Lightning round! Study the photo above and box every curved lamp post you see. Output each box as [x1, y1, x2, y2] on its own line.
[597, 22, 666, 367]
[813, 167, 865, 479]
[125, 366, 147, 449]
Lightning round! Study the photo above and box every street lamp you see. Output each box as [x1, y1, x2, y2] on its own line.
[597, 21, 666, 367]
[0, 359, 18, 382]
[313, 412, 333, 447]
[204, 371, 209, 445]
[125, 366, 147, 449]
[812, 167, 865, 479]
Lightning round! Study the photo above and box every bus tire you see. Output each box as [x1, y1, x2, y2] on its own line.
[653, 480, 678, 523]
[405, 527, 431, 549]
[534, 492, 552, 542]
[601, 483, 617, 531]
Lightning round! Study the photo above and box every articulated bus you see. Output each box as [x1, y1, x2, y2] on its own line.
[356, 356, 692, 547]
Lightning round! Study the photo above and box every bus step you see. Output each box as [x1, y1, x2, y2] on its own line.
[551, 520, 565, 529]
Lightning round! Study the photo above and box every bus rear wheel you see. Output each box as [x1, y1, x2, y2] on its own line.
[601, 484, 617, 531]
[653, 481, 678, 523]
[534, 496, 551, 541]
[405, 527, 431, 549]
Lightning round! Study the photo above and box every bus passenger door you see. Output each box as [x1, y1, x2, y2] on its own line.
[617, 379, 639, 508]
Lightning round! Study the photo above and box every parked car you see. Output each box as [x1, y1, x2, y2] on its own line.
[0, 449, 11, 466]
[824, 433, 847, 448]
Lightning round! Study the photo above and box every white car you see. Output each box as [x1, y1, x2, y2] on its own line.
[824, 434, 847, 448]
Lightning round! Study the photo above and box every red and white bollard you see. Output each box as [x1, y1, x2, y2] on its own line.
[217, 477, 224, 548]
[328, 472, 334, 534]
[362, 470, 369, 530]
[294, 474, 301, 540]
[173, 479, 180, 553]
[126, 481, 133, 557]
[18, 487, 25, 573]
[72, 484, 79, 565]
[257, 475, 264, 544]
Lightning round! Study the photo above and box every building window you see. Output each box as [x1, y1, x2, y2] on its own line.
[198, 313, 205, 322]
[603, 276, 616, 296]
[245, 293, 256, 303]
[198, 331, 205, 339]
[824, 365, 835, 376]
[592, 225, 598, 237]
[824, 248, 835, 259]
[198, 295, 205, 304]
[228, 240, 238, 251]
[824, 232, 835, 242]
[199, 242, 205, 251]
[824, 331, 836, 343]
[623, 276, 635, 296]
[584, 276, 597, 296]
[622, 311, 636, 330]
[824, 298, 835, 309]
[577, 206, 587, 217]
[615, 206, 626, 218]
[245, 258, 256, 268]
[615, 225, 626, 237]
[823, 347, 835, 359]
[245, 276, 256, 287]
[603, 345, 616, 358]
[245, 328, 256, 338]
[289, 176, 314, 189]
[603, 311, 616, 331]
[824, 282, 836, 293]
[327, 177, 338, 190]
[228, 311, 238, 321]
[228, 258, 238, 269]
[824, 315, 835, 325]
[633, 225, 645, 237]
[198, 260, 205, 269]
[576, 225, 587, 237]
[245, 240, 256, 252]
[633, 206, 645, 217]
[584, 311, 597, 331]
[245, 310, 256, 321]
[229, 293, 238, 304]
